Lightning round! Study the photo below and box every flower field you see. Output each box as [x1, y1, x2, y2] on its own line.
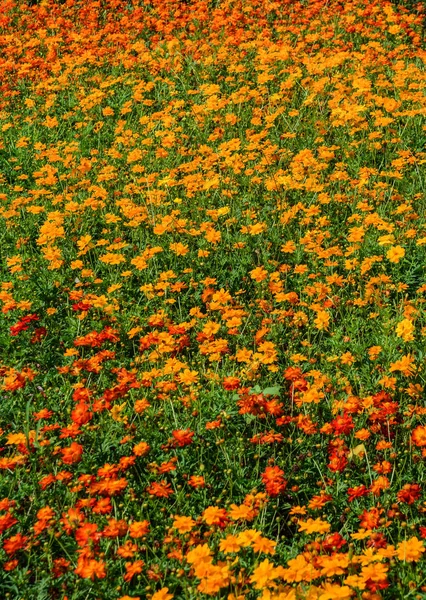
[1, 0, 426, 598]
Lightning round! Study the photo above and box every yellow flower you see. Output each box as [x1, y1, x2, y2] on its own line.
[314, 310, 330, 330]
[219, 535, 241, 554]
[386, 245, 405, 263]
[397, 537, 425, 562]
[249, 559, 279, 589]
[395, 318, 415, 342]
[177, 369, 199, 385]
[389, 354, 416, 376]
[169, 242, 189, 256]
[360, 562, 388, 583]
[298, 518, 331, 534]
[99, 253, 125, 265]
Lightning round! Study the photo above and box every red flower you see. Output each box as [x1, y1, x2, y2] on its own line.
[322, 532, 347, 553]
[53, 558, 70, 578]
[31, 327, 47, 343]
[3, 533, 28, 555]
[347, 485, 369, 502]
[60, 442, 83, 465]
[71, 403, 92, 426]
[397, 484, 421, 505]
[147, 481, 173, 498]
[75, 558, 106, 580]
[124, 560, 144, 582]
[359, 507, 381, 530]
[223, 376, 240, 390]
[172, 429, 194, 447]
[188, 475, 205, 488]
[261, 466, 287, 497]
[10, 314, 39, 336]
[330, 413, 354, 435]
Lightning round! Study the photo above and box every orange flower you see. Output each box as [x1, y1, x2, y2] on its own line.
[411, 425, 426, 447]
[228, 503, 256, 521]
[173, 515, 196, 534]
[186, 543, 212, 566]
[249, 558, 279, 589]
[389, 354, 416, 376]
[202, 507, 229, 527]
[151, 589, 173, 600]
[60, 442, 83, 465]
[146, 481, 173, 498]
[314, 310, 330, 330]
[188, 475, 205, 488]
[129, 521, 150, 538]
[75, 558, 106, 580]
[395, 318, 415, 342]
[219, 535, 241, 554]
[172, 429, 194, 447]
[169, 242, 189, 256]
[124, 560, 144, 582]
[99, 252, 126, 265]
[397, 537, 425, 562]
[3, 533, 27, 555]
[177, 369, 199, 385]
[359, 507, 381, 530]
[133, 441, 150, 456]
[249, 266, 268, 282]
[261, 466, 287, 497]
[298, 518, 331, 534]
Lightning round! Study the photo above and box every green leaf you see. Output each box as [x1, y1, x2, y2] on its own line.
[262, 386, 281, 396]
